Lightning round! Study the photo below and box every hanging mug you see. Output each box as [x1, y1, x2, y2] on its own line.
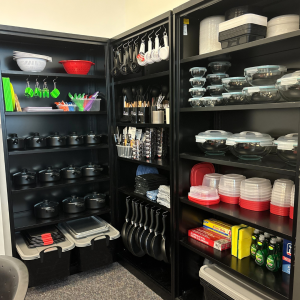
[24, 79, 33, 98]
[34, 79, 42, 98]
[151, 35, 162, 63]
[159, 32, 169, 61]
[137, 40, 147, 66]
[145, 38, 154, 65]
[42, 80, 49, 98]
[50, 79, 60, 98]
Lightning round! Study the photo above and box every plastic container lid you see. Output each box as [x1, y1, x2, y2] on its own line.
[202, 173, 223, 188]
[206, 73, 229, 79]
[15, 232, 75, 260]
[276, 71, 300, 86]
[195, 130, 232, 143]
[190, 67, 207, 72]
[200, 96, 224, 102]
[219, 14, 268, 32]
[243, 85, 278, 94]
[189, 97, 202, 102]
[222, 92, 244, 98]
[244, 65, 287, 74]
[226, 131, 274, 145]
[274, 133, 298, 150]
[206, 85, 224, 90]
[268, 15, 299, 27]
[222, 77, 247, 83]
[189, 186, 219, 201]
[189, 77, 206, 83]
[189, 87, 206, 92]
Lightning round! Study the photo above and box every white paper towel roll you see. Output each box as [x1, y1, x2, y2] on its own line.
[199, 16, 225, 55]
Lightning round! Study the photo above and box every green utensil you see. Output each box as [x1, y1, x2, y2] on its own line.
[2, 77, 13, 111]
[42, 79, 49, 98]
[34, 79, 42, 98]
[24, 79, 33, 98]
[51, 79, 60, 99]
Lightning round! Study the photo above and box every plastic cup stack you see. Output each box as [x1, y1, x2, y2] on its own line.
[290, 185, 295, 219]
[270, 179, 293, 216]
[239, 178, 272, 211]
[218, 174, 246, 204]
[202, 173, 222, 189]
[188, 186, 220, 206]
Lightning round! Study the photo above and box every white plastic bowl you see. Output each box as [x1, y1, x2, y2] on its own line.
[16, 57, 47, 72]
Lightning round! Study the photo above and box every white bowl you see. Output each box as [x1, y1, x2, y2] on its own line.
[16, 57, 47, 72]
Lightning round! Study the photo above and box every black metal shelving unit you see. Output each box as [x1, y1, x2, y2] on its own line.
[173, 0, 300, 300]
[109, 12, 174, 300]
[0, 26, 112, 263]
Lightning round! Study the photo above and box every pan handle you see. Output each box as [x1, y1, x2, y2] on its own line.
[154, 209, 163, 234]
[39, 246, 62, 263]
[161, 212, 169, 237]
[134, 201, 140, 225]
[130, 199, 137, 224]
[143, 204, 152, 229]
[125, 196, 132, 222]
[138, 202, 145, 227]
[90, 235, 110, 251]
[149, 207, 157, 232]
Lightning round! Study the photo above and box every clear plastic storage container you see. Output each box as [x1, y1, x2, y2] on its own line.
[207, 73, 229, 85]
[274, 133, 298, 166]
[276, 71, 300, 102]
[242, 85, 281, 103]
[222, 77, 249, 91]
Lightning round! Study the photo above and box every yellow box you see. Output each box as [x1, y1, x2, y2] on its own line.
[203, 219, 232, 238]
[231, 225, 254, 259]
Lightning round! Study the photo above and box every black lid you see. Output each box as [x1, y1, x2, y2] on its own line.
[34, 132, 40, 136]
[71, 132, 77, 135]
[89, 130, 95, 134]
[11, 133, 18, 137]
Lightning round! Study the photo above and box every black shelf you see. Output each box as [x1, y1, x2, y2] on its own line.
[180, 236, 290, 300]
[5, 111, 106, 116]
[8, 144, 108, 155]
[12, 175, 110, 194]
[2, 70, 105, 79]
[118, 157, 170, 170]
[180, 102, 300, 112]
[180, 153, 295, 176]
[180, 30, 300, 64]
[117, 122, 170, 128]
[113, 71, 169, 85]
[180, 197, 293, 240]
[14, 206, 111, 231]
[119, 186, 170, 211]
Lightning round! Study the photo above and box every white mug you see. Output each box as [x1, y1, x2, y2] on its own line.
[159, 33, 169, 61]
[151, 35, 162, 62]
[145, 39, 154, 65]
[137, 41, 147, 66]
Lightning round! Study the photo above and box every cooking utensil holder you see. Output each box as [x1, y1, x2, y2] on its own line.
[150, 106, 157, 123]
[116, 145, 133, 158]
[152, 110, 165, 124]
[130, 107, 138, 123]
[137, 107, 150, 123]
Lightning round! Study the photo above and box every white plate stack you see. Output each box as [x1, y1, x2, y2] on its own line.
[13, 51, 52, 72]
[267, 14, 299, 38]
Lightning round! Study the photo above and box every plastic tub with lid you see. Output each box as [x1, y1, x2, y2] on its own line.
[201, 96, 226, 107]
[188, 97, 204, 107]
[276, 71, 300, 101]
[208, 61, 231, 74]
[271, 179, 293, 211]
[189, 77, 206, 88]
[222, 77, 249, 91]
[244, 65, 287, 86]
[58, 217, 119, 272]
[195, 130, 233, 155]
[222, 92, 247, 105]
[189, 87, 206, 97]
[267, 15, 299, 38]
[240, 177, 271, 190]
[242, 86, 281, 104]
[219, 174, 245, 204]
[274, 133, 298, 166]
[206, 85, 226, 96]
[202, 173, 223, 188]
[290, 185, 295, 219]
[226, 131, 274, 160]
[188, 186, 220, 205]
[207, 73, 229, 85]
[15, 232, 75, 287]
[190, 67, 207, 77]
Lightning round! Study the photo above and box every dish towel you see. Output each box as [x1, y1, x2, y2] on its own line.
[157, 185, 170, 208]
[146, 189, 159, 201]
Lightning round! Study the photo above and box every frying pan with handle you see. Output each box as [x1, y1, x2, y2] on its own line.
[161, 212, 171, 263]
[150, 209, 164, 261]
[111, 51, 120, 78]
[145, 207, 159, 256]
[123, 198, 137, 251]
[120, 43, 131, 76]
[135, 202, 147, 249]
[121, 196, 132, 250]
[129, 42, 141, 73]
[127, 202, 145, 257]
[138, 204, 152, 251]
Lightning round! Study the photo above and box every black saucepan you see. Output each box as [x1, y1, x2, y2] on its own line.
[26, 132, 47, 148]
[150, 209, 163, 261]
[34, 200, 59, 219]
[138, 204, 151, 252]
[13, 169, 36, 185]
[39, 166, 61, 182]
[144, 207, 158, 256]
[84, 131, 102, 145]
[84, 192, 106, 209]
[46, 132, 67, 147]
[60, 165, 82, 179]
[67, 132, 84, 146]
[127, 202, 145, 257]
[62, 195, 86, 214]
[121, 197, 132, 250]
[81, 162, 103, 177]
[161, 212, 171, 264]
[7, 134, 25, 150]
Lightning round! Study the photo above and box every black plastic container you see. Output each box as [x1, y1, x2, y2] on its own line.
[34, 200, 60, 219]
[26, 133, 47, 148]
[225, 5, 260, 20]
[200, 278, 233, 300]
[7, 133, 25, 150]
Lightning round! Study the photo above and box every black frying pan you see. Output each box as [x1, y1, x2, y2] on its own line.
[123, 198, 136, 251]
[121, 197, 132, 250]
[111, 51, 120, 78]
[161, 212, 170, 263]
[150, 209, 163, 261]
[135, 202, 147, 249]
[129, 43, 141, 73]
[145, 207, 158, 256]
[127, 202, 145, 257]
[138, 204, 152, 252]
[120, 45, 131, 76]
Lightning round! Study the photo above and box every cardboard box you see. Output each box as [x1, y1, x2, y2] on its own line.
[203, 218, 232, 238]
[282, 239, 292, 274]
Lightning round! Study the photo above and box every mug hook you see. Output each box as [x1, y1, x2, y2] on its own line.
[148, 30, 154, 39]
[134, 35, 139, 45]
[155, 27, 161, 36]
[141, 33, 147, 42]
[117, 44, 122, 51]
[163, 25, 167, 35]
[43, 76, 48, 82]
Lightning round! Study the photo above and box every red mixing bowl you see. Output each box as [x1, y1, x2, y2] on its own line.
[59, 60, 95, 75]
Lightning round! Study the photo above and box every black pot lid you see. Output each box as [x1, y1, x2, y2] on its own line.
[83, 162, 101, 168]
[8, 133, 19, 139]
[87, 130, 100, 136]
[84, 192, 106, 201]
[61, 165, 81, 171]
[27, 132, 43, 139]
[34, 200, 59, 208]
[63, 195, 84, 203]
[48, 132, 65, 138]
[39, 166, 59, 174]
[13, 168, 36, 176]
[68, 132, 83, 137]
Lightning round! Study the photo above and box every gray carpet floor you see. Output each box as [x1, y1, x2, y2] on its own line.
[25, 262, 162, 300]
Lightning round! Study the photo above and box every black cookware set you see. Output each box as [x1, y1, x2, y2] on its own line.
[13, 163, 104, 185]
[7, 131, 106, 151]
[121, 197, 170, 263]
[34, 192, 107, 219]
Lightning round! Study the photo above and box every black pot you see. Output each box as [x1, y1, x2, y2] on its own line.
[60, 165, 82, 179]
[81, 162, 103, 177]
[84, 131, 102, 144]
[13, 169, 36, 185]
[39, 167, 61, 182]
[34, 200, 59, 219]
[62, 195, 86, 214]
[7, 134, 25, 150]
[84, 192, 106, 209]
[67, 132, 84, 146]
[26, 133, 47, 148]
[46, 132, 67, 147]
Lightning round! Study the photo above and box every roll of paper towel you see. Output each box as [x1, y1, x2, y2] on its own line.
[199, 16, 225, 55]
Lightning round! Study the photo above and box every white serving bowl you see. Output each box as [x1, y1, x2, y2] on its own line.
[16, 57, 47, 72]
